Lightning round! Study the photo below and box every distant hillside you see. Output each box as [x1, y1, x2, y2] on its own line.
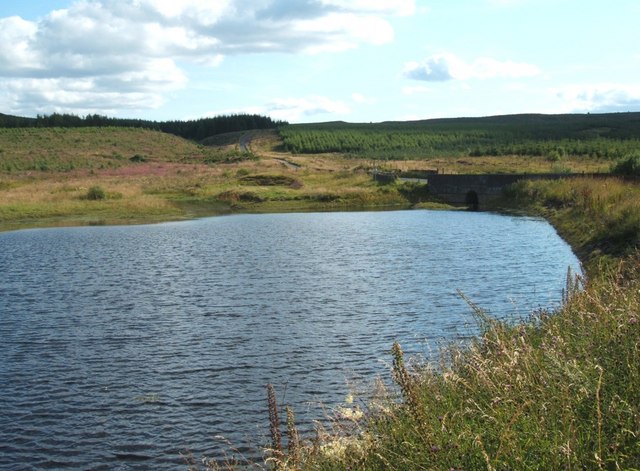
[291, 113, 640, 139]
[0, 113, 37, 127]
[0, 127, 236, 172]
[280, 112, 640, 160]
[0, 112, 286, 142]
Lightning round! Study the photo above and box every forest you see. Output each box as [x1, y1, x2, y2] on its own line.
[0, 112, 285, 141]
[279, 112, 640, 160]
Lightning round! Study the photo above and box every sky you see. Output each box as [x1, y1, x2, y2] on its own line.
[0, 0, 639, 123]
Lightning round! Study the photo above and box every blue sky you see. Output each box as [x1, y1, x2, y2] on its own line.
[0, 0, 639, 123]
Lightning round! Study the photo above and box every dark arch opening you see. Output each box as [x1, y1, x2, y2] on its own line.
[465, 190, 479, 211]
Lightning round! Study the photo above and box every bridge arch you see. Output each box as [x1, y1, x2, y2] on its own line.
[465, 190, 479, 211]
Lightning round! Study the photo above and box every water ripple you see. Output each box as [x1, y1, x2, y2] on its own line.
[0, 210, 580, 469]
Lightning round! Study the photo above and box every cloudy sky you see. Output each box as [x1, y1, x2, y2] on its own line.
[1, 0, 639, 123]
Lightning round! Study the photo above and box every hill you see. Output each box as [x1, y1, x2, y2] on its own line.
[0, 126, 405, 231]
[0, 112, 37, 127]
[0, 112, 285, 142]
[279, 112, 640, 160]
[0, 127, 238, 172]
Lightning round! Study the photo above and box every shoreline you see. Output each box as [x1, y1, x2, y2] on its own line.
[0, 199, 458, 234]
[4, 177, 638, 468]
[283, 177, 640, 470]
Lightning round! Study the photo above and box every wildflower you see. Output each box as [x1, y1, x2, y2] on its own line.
[629, 317, 637, 325]
[338, 406, 364, 421]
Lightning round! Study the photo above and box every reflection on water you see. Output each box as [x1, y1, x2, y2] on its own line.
[0, 210, 580, 469]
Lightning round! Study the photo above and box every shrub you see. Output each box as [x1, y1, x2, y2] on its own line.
[217, 189, 265, 203]
[611, 152, 640, 176]
[546, 150, 561, 162]
[86, 185, 106, 200]
[397, 180, 430, 203]
[239, 174, 302, 188]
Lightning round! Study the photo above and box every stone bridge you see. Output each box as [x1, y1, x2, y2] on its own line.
[403, 173, 609, 210]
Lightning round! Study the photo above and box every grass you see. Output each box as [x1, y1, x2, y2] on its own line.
[0, 127, 229, 172]
[0, 125, 624, 232]
[0, 129, 420, 232]
[289, 265, 639, 470]
[501, 177, 640, 271]
[252, 177, 640, 471]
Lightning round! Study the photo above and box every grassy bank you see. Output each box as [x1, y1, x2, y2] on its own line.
[258, 177, 640, 471]
[0, 165, 414, 232]
[0, 128, 422, 232]
[503, 177, 640, 273]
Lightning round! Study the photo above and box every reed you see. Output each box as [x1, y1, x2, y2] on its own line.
[266, 383, 284, 468]
[286, 406, 300, 469]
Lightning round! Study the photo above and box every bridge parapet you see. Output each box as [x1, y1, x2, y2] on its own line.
[420, 173, 612, 209]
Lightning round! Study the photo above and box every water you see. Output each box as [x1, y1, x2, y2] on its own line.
[0, 210, 580, 469]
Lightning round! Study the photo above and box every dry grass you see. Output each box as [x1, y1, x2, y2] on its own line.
[0, 127, 225, 172]
[502, 177, 640, 270]
[0, 129, 412, 231]
[1, 127, 614, 232]
[286, 261, 639, 470]
[350, 155, 607, 175]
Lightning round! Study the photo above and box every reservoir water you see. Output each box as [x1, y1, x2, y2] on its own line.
[0, 210, 581, 469]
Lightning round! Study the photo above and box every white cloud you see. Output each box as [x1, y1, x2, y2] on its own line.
[402, 85, 432, 95]
[135, 0, 231, 22]
[403, 53, 540, 82]
[265, 96, 351, 122]
[0, 0, 415, 115]
[404, 55, 456, 81]
[292, 13, 394, 53]
[204, 95, 351, 122]
[0, 16, 40, 73]
[487, 0, 526, 7]
[351, 92, 375, 104]
[556, 84, 640, 113]
[321, 0, 416, 16]
[1, 78, 166, 116]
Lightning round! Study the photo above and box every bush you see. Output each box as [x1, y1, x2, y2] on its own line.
[611, 152, 640, 176]
[240, 174, 302, 188]
[86, 185, 106, 200]
[397, 181, 430, 203]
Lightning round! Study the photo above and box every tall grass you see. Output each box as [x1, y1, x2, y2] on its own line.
[503, 177, 640, 271]
[259, 177, 640, 470]
[291, 267, 639, 470]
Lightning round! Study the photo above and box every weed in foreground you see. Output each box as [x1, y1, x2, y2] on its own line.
[298, 260, 640, 470]
[266, 383, 284, 469]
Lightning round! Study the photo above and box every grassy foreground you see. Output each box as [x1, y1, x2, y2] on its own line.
[249, 177, 640, 471]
